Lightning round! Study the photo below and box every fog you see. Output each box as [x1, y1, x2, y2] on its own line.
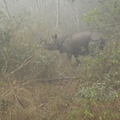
[0, 0, 102, 35]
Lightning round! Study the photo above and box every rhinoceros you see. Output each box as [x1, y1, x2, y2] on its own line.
[46, 31, 104, 64]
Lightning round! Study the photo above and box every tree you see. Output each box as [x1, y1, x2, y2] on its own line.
[82, 0, 120, 38]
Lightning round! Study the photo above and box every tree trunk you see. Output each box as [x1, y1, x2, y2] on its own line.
[56, 0, 60, 29]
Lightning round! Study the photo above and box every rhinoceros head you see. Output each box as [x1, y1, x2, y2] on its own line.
[46, 34, 60, 50]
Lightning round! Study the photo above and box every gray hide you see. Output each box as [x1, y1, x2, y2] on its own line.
[46, 31, 104, 64]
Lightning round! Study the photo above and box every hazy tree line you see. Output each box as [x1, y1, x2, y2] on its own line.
[0, 0, 103, 35]
[0, 0, 120, 46]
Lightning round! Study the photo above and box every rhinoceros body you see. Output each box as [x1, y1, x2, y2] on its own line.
[46, 31, 104, 64]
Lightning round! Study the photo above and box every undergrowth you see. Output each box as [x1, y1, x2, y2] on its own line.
[0, 33, 120, 120]
[0, 12, 120, 120]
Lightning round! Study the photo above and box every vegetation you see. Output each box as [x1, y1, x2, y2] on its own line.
[0, 0, 120, 120]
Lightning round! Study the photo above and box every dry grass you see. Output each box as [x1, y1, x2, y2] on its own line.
[0, 77, 78, 120]
[0, 76, 120, 120]
[0, 40, 120, 120]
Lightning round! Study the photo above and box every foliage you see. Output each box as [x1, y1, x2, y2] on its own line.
[82, 0, 120, 38]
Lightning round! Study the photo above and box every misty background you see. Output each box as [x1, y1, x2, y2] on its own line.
[0, 0, 105, 39]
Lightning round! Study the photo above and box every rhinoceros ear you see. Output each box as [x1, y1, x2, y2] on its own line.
[52, 34, 57, 39]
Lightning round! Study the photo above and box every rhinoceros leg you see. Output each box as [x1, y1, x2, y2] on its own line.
[81, 47, 89, 55]
[86, 47, 89, 54]
[84, 46, 89, 55]
[66, 54, 72, 61]
[74, 54, 81, 65]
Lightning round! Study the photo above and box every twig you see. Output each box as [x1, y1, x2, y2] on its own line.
[6, 51, 40, 78]
[23, 77, 81, 85]
[3, 0, 11, 19]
